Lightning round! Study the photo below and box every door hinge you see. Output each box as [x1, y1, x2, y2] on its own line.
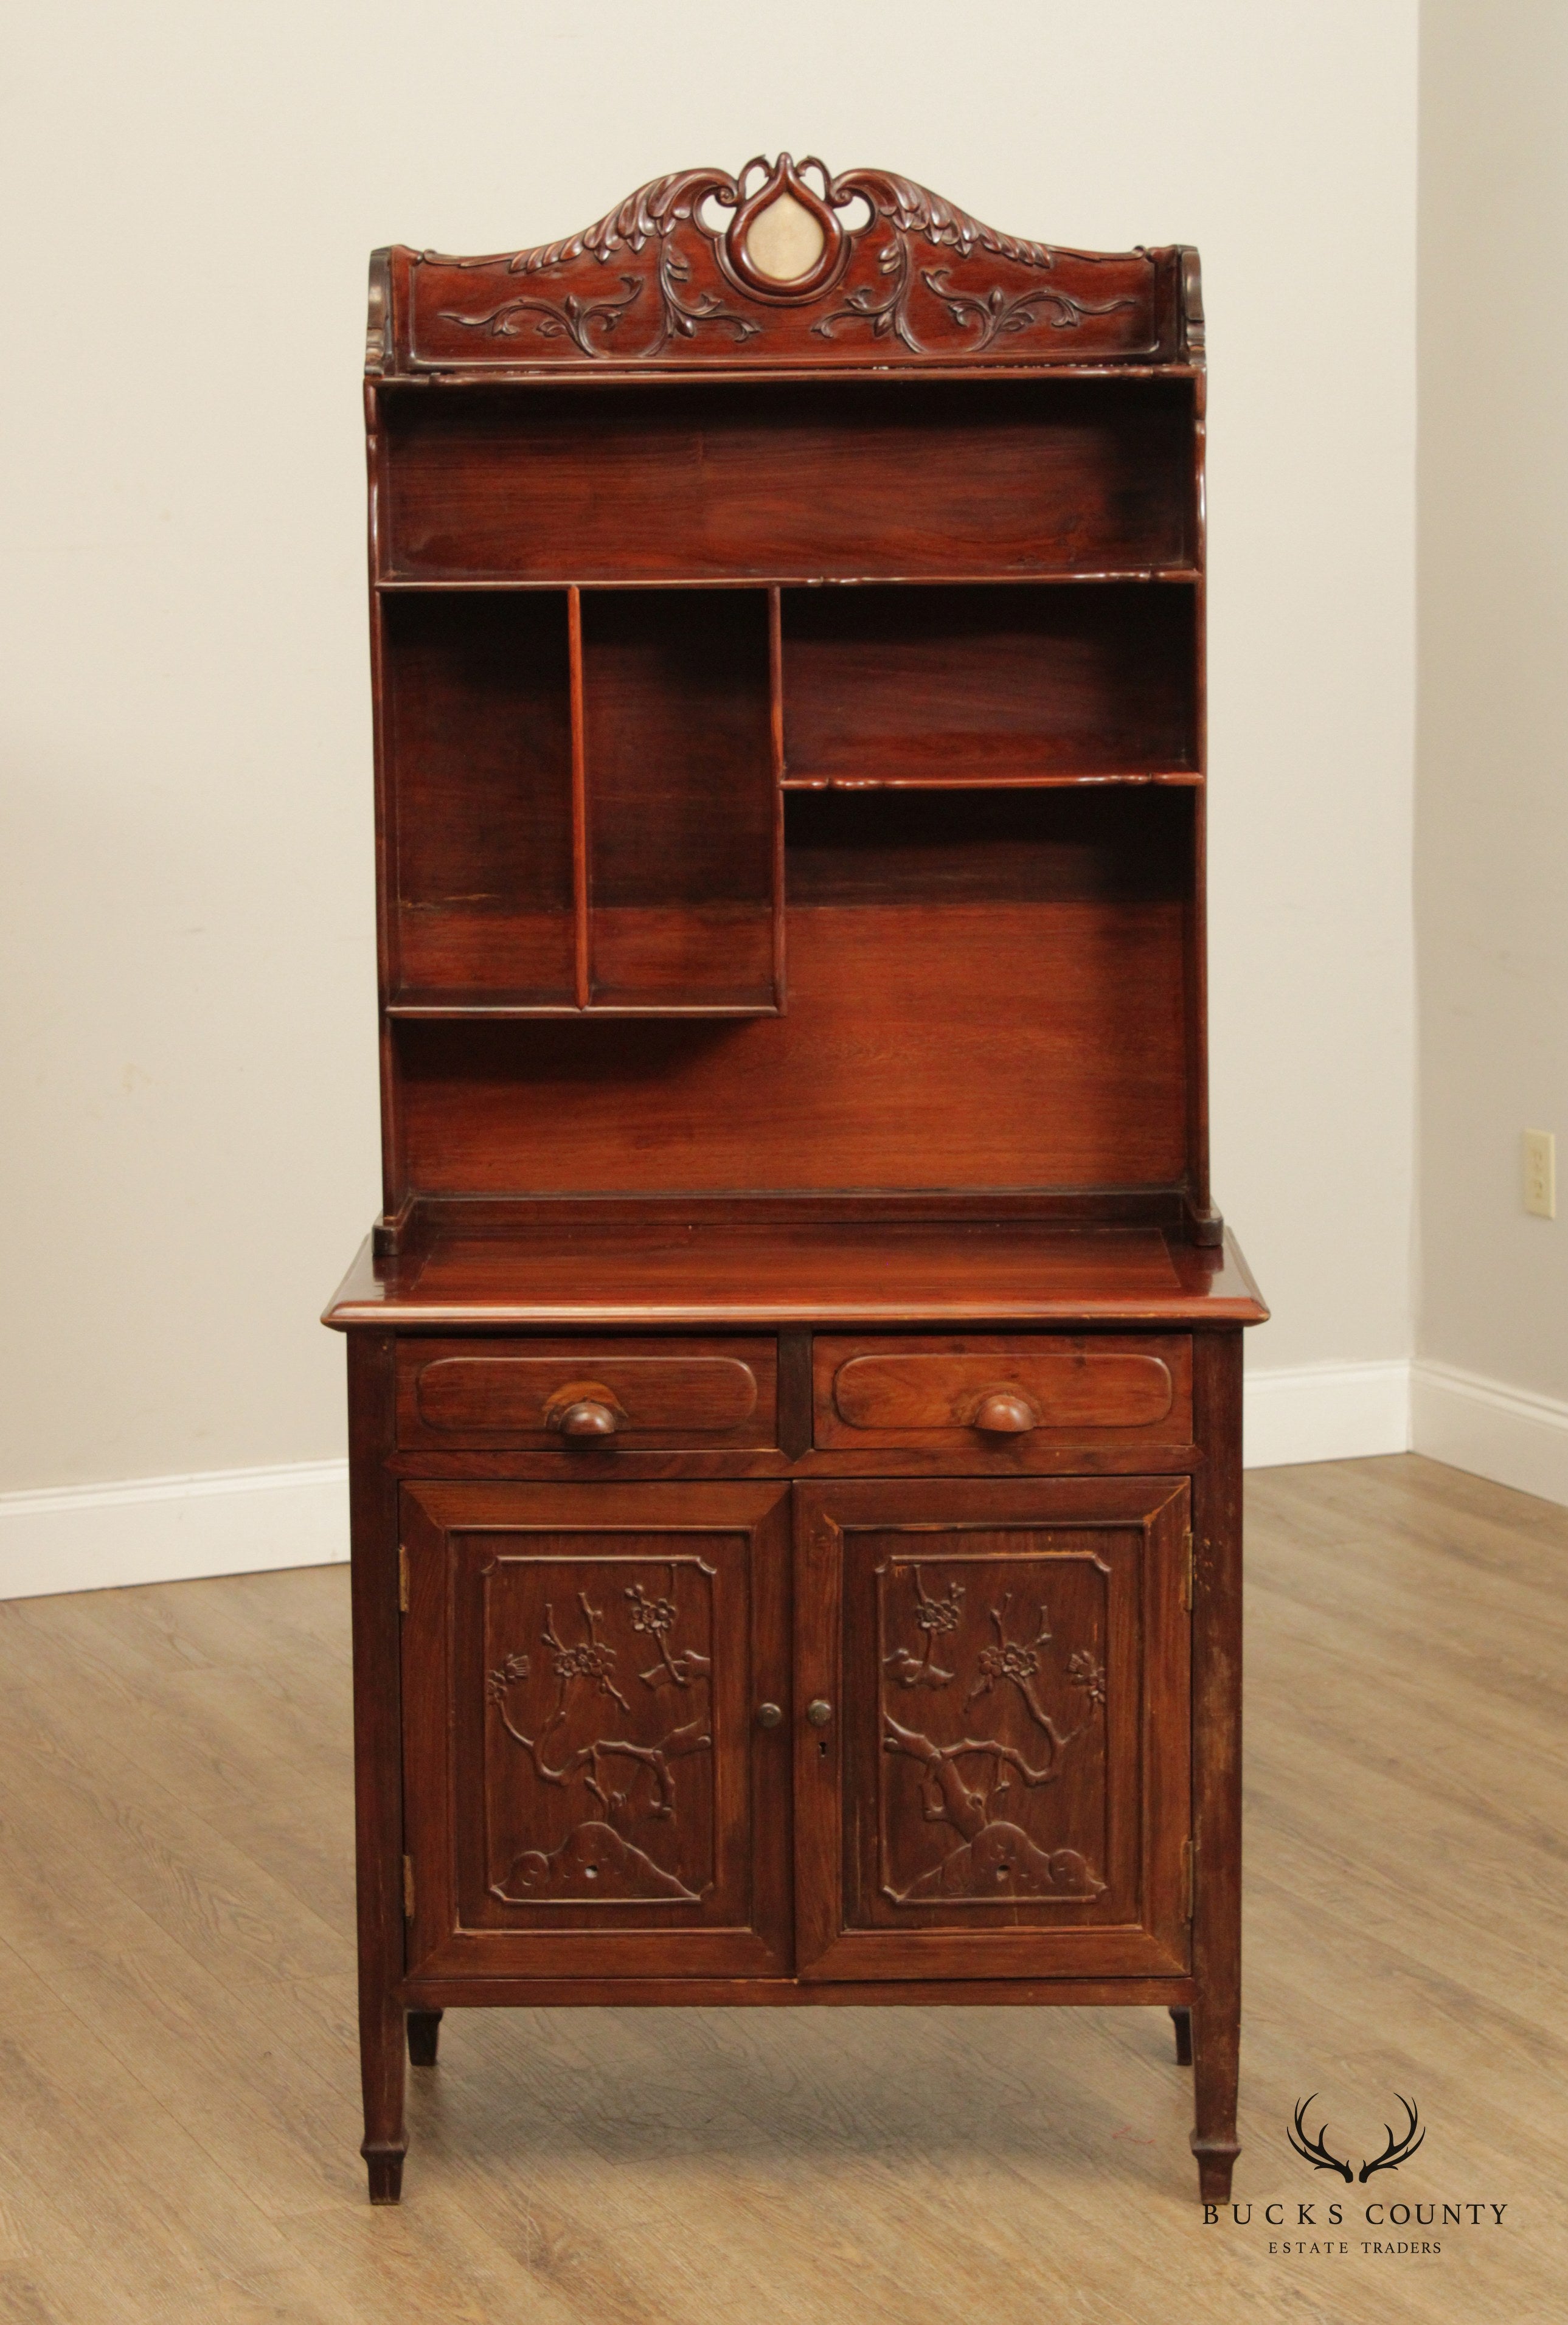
[398, 1544, 409, 1613]
[403, 1854, 415, 1920]
[1181, 1530, 1195, 1614]
[1181, 1837, 1195, 1922]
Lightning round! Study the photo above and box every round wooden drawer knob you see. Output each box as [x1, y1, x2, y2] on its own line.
[973, 1389, 1041, 1435]
[552, 1399, 621, 1438]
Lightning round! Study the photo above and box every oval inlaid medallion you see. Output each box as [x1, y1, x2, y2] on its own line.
[743, 189, 827, 283]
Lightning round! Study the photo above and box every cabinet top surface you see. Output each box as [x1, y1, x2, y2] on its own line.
[370, 156, 1202, 380]
[324, 1221, 1265, 1331]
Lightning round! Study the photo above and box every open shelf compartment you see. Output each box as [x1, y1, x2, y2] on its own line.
[394, 785, 1198, 1204]
[383, 586, 782, 1017]
[580, 587, 779, 1013]
[385, 591, 576, 1011]
[781, 581, 1198, 788]
[383, 571, 1201, 1017]
[379, 376, 1198, 585]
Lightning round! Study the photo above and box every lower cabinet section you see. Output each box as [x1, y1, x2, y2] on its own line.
[400, 1474, 1190, 1986]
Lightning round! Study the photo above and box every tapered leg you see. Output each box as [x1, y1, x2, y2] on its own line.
[1188, 1330, 1244, 2203]
[1169, 2005, 1193, 2066]
[408, 2008, 443, 2067]
[366, 2152, 403, 2205]
[348, 1332, 409, 2205]
[360, 1988, 408, 2203]
[1190, 1993, 1240, 2200]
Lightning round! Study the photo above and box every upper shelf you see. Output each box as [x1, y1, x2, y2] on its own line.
[376, 570, 1203, 594]
[376, 375, 1199, 587]
[368, 157, 1202, 381]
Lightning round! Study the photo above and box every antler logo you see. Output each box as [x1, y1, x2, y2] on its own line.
[1287, 2095, 1425, 2183]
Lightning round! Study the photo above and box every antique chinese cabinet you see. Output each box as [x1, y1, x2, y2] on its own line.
[325, 156, 1268, 2205]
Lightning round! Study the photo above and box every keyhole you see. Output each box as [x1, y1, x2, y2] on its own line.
[585, 1863, 599, 1880]
[818, 1738, 828, 1759]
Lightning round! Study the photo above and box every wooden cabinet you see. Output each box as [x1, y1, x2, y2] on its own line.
[328, 156, 1268, 2206]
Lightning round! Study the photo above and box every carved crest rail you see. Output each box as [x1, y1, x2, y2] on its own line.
[367, 154, 1201, 375]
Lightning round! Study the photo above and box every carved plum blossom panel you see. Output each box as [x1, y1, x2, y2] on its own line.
[482, 1549, 718, 1907]
[869, 1538, 1120, 1917]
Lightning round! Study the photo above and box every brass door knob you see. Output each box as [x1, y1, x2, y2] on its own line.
[973, 1388, 1041, 1435]
[806, 1698, 833, 1728]
[552, 1399, 621, 1438]
[756, 1702, 783, 1729]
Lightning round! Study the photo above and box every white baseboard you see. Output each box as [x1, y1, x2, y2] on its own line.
[1410, 1359, 1568, 1508]
[1243, 1359, 1411, 1468]
[0, 1460, 349, 1603]
[2, 1357, 1559, 1601]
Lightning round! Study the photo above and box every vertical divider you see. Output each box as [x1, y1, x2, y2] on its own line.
[568, 585, 590, 1011]
[768, 585, 788, 1014]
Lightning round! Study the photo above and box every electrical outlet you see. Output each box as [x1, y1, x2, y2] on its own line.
[1524, 1129, 1556, 1219]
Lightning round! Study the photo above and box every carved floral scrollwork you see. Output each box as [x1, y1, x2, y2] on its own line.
[435, 273, 644, 355]
[919, 265, 1139, 351]
[432, 165, 764, 358]
[811, 233, 918, 349]
[415, 156, 1157, 366]
[811, 175, 1139, 355]
[652, 237, 761, 351]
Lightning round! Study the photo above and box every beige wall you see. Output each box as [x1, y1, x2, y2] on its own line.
[1417, 0, 1568, 1399]
[1, 1, 1420, 1492]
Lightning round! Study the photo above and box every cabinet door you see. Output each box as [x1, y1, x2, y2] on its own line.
[794, 1478, 1190, 1981]
[401, 1481, 791, 1979]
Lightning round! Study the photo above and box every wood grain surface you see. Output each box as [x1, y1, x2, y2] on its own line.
[325, 1222, 1268, 1331]
[0, 1453, 1561, 2321]
[814, 1330, 1191, 1449]
[396, 1337, 777, 1449]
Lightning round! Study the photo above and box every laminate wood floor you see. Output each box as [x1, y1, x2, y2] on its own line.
[0, 1454, 1563, 2324]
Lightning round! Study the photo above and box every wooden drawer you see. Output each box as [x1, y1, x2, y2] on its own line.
[813, 1333, 1192, 1455]
[397, 1337, 777, 1451]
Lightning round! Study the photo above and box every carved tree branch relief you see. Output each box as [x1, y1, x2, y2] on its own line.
[486, 1563, 715, 1905]
[878, 1564, 1108, 1905]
